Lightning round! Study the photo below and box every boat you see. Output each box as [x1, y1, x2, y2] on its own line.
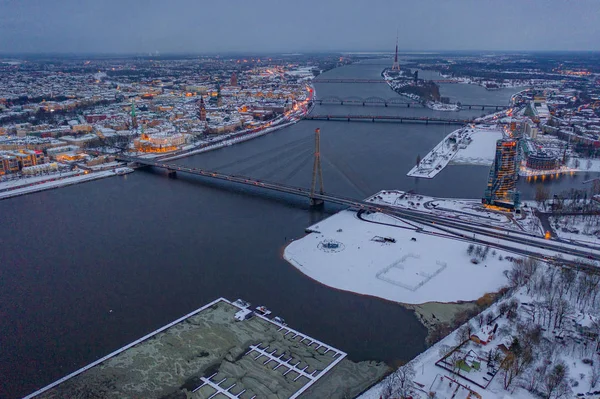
[233, 299, 251, 309]
[273, 316, 286, 326]
[234, 308, 254, 321]
[255, 306, 272, 316]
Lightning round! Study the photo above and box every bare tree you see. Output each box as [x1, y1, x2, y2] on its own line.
[506, 298, 520, 321]
[502, 352, 517, 389]
[394, 363, 416, 399]
[477, 313, 485, 327]
[553, 298, 573, 330]
[503, 337, 534, 390]
[559, 268, 577, 298]
[438, 344, 451, 358]
[380, 373, 396, 399]
[542, 361, 570, 399]
[520, 363, 544, 393]
[466, 244, 475, 256]
[535, 186, 550, 209]
[591, 359, 600, 390]
[456, 325, 471, 345]
[485, 311, 495, 325]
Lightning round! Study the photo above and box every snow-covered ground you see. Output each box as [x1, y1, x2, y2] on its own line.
[284, 189, 599, 307]
[549, 215, 600, 245]
[407, 126, 504, 179]
[0, 170, 116, 200]
[367, 190, 543, 235]
[452, 127, 504, 166]
[359, 263, 600, 399]
[284, 209, 511, 305]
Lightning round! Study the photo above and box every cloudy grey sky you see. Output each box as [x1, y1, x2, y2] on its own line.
[1, 0, 599, 54]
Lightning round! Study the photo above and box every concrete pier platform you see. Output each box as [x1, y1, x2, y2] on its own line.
[22, 298, 389, 399]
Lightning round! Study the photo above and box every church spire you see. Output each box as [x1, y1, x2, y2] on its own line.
[130, 99, 138, 130]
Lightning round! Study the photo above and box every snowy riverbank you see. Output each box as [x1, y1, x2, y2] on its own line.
[0, 170, 117, 200]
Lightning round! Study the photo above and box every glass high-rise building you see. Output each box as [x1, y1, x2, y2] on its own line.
[483, 139, 520, 209]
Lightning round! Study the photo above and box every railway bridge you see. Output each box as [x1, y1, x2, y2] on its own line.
[314, 96, 509, 111]
[303, 114, 473, 125]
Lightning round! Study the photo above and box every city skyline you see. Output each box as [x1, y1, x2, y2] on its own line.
[1, 0, 600, 54]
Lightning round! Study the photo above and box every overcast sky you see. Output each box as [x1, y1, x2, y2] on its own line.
[1, 0, 599, 54]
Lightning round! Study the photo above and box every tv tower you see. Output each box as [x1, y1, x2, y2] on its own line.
[391, 31, 400, 71]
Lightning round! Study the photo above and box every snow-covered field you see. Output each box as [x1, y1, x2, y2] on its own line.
[451, 128, 504, 166]
[284, 209, 511, 304]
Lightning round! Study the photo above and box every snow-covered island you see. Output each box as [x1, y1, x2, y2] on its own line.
[407, 125, 505, 179]
[284, 190, 543, 304]
[382, 69, 460, 112]
[426, 101, 461, 112]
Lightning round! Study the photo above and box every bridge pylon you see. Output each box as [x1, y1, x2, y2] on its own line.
[310, 128, 324, 207]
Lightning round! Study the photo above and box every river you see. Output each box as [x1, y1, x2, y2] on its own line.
[0, 59, 591, 399]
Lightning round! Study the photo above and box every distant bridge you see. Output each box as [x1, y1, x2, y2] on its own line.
[312, 78, 458, 84]
[460, 104, 510, 110]
[314, 96, 509, 110]
[315, 96, 421, 107]
[313, 78, 387, 84]
[303, 114, 473, 125]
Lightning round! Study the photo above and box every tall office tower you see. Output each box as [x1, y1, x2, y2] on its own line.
[483, 139, 520, 209]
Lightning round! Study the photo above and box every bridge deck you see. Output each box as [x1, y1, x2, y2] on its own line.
[114, 155, 600, 271]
